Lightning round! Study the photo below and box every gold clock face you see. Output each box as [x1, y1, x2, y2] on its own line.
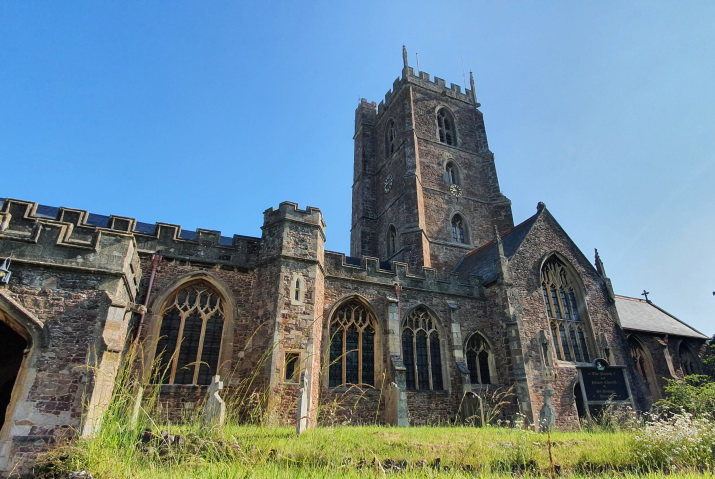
[449, 184, 463, 198]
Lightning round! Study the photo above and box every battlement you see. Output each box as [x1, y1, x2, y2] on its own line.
[0, 198, 262, 267]
[0, 199, 141, 291]
[373, 67, 477, 119]
[324, 251, 482, 298]
[262, 201, 325, 230]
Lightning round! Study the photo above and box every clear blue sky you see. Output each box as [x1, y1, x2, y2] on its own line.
[2, 2, 713, 336]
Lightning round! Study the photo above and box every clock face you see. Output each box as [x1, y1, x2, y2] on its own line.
[384, 175, 394, 193]
[449, 184, 463, 198]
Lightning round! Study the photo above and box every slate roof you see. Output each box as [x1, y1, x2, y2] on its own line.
[616, 295, 708, 339]
[454, 211, 539, 282]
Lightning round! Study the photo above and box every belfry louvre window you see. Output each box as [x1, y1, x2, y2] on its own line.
[445, 162, 458, 185]
[387, 225, 397, 257]
[402, 306, 443, 390]
[329, 300, 376, 387]
[541, 258, 590, 363]
[437, 108, 456, 146]
[385, 119, 396, 157]
[154, 282, 225, 385]
[466, 333, 491, 385]
[452, 215, 466, 244]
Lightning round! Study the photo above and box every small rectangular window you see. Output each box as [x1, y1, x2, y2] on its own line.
[285, 352, 299, 383]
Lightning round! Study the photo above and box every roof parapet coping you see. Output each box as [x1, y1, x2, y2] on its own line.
[0, 198, 261, 252]
[325, 251, 481, 297]
[263, 201, 326, 229]
[367, 68, 476, 119]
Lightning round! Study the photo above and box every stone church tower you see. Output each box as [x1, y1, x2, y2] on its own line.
[351, 46, 514, 272]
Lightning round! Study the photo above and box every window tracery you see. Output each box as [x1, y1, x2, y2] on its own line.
[402, 306, 443, 390]
[541, 258, 590, 363]
[451, 214, 467, 244]
[328, 300, 376, 387]
[437, 108, 456, 146]
[154, 281, 225, 385]
[466, 333, 491, 385]
[679, 342, 700, 376]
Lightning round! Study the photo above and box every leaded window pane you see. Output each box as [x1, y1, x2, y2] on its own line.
[542, 258, 592, 363]
[478, 350, 491, 385]
[328, 300, 377, 387]
[430, 332, 443, 390]
[175, 313, 203, 384]
[403, 329, 415, 390]
[362, 327, 375, 386]
[329, 326, 343, 387]
[198, 313, 223, 385]
[416, 331, 429, 390]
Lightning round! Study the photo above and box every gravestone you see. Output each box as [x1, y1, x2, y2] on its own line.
[203, 375, 226, 427]
[538, 386, 555, 432]
[296, 371, 309, 434]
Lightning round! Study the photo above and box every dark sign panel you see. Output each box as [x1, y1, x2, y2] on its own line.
[580, 367, 629, 402]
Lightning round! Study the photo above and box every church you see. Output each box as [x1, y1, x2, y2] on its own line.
[0, 47, 707, 474]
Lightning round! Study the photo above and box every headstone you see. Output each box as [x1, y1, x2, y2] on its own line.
[539, 386, 555, 432]
[384, 382, 399, 425]
[203, 375, 225, 427]
[296, 371, 309, 434]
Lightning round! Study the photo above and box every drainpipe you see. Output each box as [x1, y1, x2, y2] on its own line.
[134, 253, 162, 340]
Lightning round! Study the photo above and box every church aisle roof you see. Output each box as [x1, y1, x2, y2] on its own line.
[616, 295, 708, 339]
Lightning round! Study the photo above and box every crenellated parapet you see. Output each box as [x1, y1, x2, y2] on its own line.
[0, 198, 263, 268]
[325, 251, 482, 298]
[0, 198, 141, 293]
[260, 202, 326, 264]
[372, 67, 477, 120]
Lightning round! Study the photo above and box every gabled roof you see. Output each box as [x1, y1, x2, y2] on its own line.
[616, 295, 708, 339]
[454, 210, 540, 282]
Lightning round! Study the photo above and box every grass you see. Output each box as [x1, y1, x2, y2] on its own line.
[33, 423, 713, 478]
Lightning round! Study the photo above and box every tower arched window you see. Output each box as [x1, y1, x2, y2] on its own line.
[328, 299, 377, 387]
[678, 342, 700, 376]
[387, 225, 397, 257]
[437, 108, 456, 146]
[451, 214, 467, 244]
[154, 281, 225, 385]
[402, 306, 443, 390]
[385, 119, 396, 157]
[445, 161, 459, 185]
[466, 333, 492, 385]
[541, 257, 591, 363]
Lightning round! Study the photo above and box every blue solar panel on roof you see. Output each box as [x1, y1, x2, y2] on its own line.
[134, 222, 156, 234]
[86, 213, 110, 228]
[35, 204, 59, 218]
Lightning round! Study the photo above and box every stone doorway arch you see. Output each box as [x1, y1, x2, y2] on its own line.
[0, 319, 27, 434]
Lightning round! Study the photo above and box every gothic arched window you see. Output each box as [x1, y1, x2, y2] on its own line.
[629, 336, 649, 381]
[445, 161, 459, 185]
[387, 225, 397, 257]
[437, 108, 456, 146]
[154, 281, 225, 385]
[385, 119, 396, 157]
[541, 257, 591, 363]
[402, 306, 443, 390]
[328, 299, 376, 387]
[466, 333, 492, 385]
[679, 342, 700, 376]
[451, 214, 467, 244]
